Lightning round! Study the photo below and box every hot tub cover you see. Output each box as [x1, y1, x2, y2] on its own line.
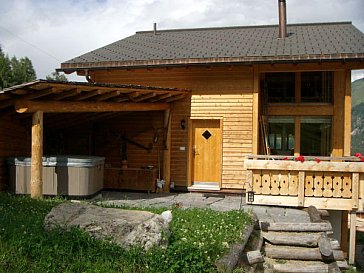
[7, 156, 105, 167]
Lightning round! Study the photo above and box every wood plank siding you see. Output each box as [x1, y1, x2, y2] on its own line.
[0, 115, 30, 190]
[92, 66, 255, 189]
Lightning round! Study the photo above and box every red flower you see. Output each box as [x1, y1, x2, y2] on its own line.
[282, 157, 289, 160]
[314, 158, 321, 163]
[360, 156, 364, 162]
[355, 152, 362, 157]
[295, 155, 305, 163]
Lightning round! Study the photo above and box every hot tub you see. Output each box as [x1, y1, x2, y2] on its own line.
[7, 156, 104, 197]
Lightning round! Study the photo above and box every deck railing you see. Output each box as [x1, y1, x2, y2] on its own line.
[244, 155, 364, 211]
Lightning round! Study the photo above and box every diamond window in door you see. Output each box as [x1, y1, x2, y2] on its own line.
[202, 130, 212, 140]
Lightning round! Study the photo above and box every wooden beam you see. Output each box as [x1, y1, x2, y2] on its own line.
[295, 72, 301, 103]
[252, 195, 356, 210]
[298, 171, 305, 206]
[341, 211, 349, 256]
[344, 70, 352, 156]
[252, 69, 259, 154]
[96, 90, 121, 101]
[15, 100, 170, 113]
[133, 92, 157, 102]
[31, 111, 43, 198]
[294, 117, 301, 156]
[162, 109, 171, 192]
[244, 159, 364, 172]
[352, 173, 360, 209]
[268, 104, 333, 116]
[150, 93, 172, 102]
[332, 71, 345, 157]
[349, 211, 357, 264]
[0, 88, 56, 109]
[165, 94, 186, 103]
[73, 89, 100, 101]
[52, 88, 80, 100]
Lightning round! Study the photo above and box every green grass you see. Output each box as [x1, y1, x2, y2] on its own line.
[0, 193, 252, 273]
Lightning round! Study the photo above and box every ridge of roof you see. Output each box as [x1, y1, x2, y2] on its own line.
[135, 21, 353, 34]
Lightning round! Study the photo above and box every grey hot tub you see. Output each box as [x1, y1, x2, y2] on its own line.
[7, 156, 105, 196]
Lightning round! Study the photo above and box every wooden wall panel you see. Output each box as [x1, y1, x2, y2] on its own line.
[92, 112, 164, 170]
[93, 66, 255, 189]
[0, 115, 30, 190]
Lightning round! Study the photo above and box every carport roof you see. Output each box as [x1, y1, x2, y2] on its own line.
[0, 80, 190, 114]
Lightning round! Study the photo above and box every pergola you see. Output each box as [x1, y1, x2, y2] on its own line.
[0, 80, 190, 198]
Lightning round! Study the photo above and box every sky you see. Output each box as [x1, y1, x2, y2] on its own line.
[0, 0, 363, 82]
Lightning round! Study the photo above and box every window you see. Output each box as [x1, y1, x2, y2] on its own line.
[264, 73, 295, 103]
[301, 72, 333, 103]
[262, 71, 334, 157]
[300, 117, 332, 156]
[264, 71, 333, 103]
[268, 117, 295, 155]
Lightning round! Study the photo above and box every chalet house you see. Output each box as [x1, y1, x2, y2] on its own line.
[0, 0, 364, 263]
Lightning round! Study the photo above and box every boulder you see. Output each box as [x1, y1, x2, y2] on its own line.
[44, 202, 170, 250]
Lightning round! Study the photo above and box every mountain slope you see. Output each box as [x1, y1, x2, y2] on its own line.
[352, 78, 364, 108]
[352, 78, 364, 154]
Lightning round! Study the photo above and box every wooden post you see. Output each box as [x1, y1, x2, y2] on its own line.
[31, 111, 43, 198]
[343, 70, 351, 157]
[349, 210, 357, 265]
[341, 211, 348, 257]
[298, 171, 305, 206]
[352, 173, 359, 209]
[252, 70, 259, 155]
[162, 110, 171, 192]
[332, 71, 345, 157]
[294, 117, 300, 156]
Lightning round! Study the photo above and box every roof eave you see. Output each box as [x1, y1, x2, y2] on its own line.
[58, 54, 364, 73]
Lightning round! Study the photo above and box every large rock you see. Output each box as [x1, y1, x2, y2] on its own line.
[44, 202, 170, 250]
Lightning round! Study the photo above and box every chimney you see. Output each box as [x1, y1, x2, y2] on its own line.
[278, 0, 287, 38]
[153, 23, 157, 35]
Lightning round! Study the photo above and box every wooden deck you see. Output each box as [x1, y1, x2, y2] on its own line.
[245, 155, 364, 264]
[245, 155, 364, 211]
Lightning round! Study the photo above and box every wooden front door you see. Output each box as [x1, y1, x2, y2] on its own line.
[192, 119, 222, 184]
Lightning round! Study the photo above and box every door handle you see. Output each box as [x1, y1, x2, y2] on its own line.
[194, 146, 200, 156]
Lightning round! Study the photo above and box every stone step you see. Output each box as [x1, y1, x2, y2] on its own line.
[187, 182, 220, 191]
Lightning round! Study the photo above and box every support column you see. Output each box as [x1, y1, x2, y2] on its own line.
[252, 69, 259, 155]
[162, 109, 171, 192]
[349, 210, 357, 265]
[31, 111, 43, 198]
[344, 70, 352, 156]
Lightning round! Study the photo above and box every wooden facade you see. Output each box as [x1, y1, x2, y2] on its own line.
[81, 62, 355, 191]
[0, 62, 358, 193]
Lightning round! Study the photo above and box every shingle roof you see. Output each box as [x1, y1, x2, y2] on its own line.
[60, 22, 364, 71]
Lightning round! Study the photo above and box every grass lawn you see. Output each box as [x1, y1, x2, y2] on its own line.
[0, 193, 252, 273]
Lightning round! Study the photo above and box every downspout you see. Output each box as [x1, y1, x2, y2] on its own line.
[85, 69, 93, 83]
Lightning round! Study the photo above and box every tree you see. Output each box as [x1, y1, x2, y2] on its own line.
[0, 45, 36, 90]
[9, 56, 36, 86]
[0, 47, 11, 90]
[46, 71, 68, 82]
